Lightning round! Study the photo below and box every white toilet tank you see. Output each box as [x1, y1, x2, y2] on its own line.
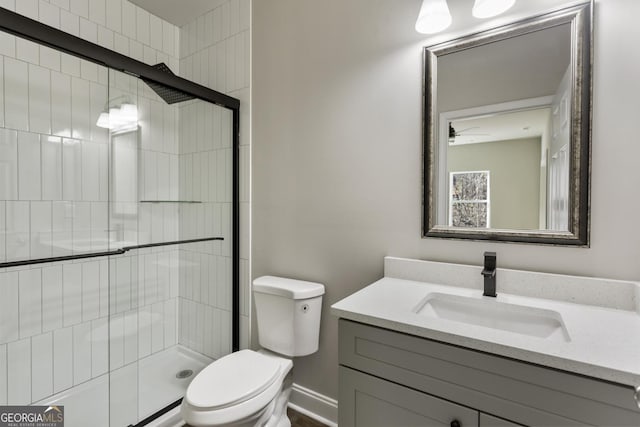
[253, 276, 324, 357]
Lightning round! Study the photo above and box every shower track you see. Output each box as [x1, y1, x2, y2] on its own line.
[0, 237, 224, 269]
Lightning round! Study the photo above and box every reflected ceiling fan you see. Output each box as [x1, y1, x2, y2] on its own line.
[448, 123, 488, 144]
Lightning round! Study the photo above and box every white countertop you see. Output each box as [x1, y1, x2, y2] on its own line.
[331, 257, 640, 387]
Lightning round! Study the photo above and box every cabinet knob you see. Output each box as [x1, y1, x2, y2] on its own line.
[450, 420, 461, 427]
[635, 386, 640, 409]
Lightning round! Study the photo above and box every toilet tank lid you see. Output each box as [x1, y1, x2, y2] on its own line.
[253, 276, 325, 299]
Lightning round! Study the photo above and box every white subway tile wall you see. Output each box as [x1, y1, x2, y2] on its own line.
[0, 344, 6, 405]
[42, 265, 63, 332]
[7, 338, 31, 404]
[179, 0, 251, 353]
[0, 272, 19, 343]
[0, 0, 183, 410]
[0, 0, 251, 413]
[31, 331, 54, 401]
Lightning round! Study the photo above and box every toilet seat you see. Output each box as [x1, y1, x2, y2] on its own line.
[181, 350, 292, 426]
[186, 350, 281, 409]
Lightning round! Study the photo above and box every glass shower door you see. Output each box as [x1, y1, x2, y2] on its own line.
[106, 69, 234, 427]
[0, 34, 113, 426]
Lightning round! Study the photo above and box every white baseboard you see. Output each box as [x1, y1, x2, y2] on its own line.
[288, 383, 338, 427]
[153, 383, 339, 427]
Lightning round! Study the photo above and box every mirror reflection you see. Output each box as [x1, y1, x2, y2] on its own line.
[423, 3, 591, 245]
[437, 23, 570, 232]
[444, 103, 569, 231]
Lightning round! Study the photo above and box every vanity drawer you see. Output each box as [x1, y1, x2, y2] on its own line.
[339, 366, 478, 427]
[339, 319, 640, 426]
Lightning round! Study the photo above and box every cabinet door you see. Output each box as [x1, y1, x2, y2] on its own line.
[339, 366, 478, 427]
[339, 319, 640, 426]
[480, 413, 525, 427]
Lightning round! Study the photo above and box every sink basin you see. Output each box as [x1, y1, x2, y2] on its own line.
[414, 292, 570, 342]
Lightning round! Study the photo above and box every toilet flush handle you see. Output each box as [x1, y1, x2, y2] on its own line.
[635, 385, 640, 408]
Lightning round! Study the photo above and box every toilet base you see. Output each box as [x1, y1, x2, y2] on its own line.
[182, 363, 293, 427]
[263, 375, 292, 427]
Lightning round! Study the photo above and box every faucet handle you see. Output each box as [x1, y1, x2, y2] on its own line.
[481, 268, 496, 278]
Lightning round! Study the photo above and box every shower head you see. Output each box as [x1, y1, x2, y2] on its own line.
[143, 63, 196, 105]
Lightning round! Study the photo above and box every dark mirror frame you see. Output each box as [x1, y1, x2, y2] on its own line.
[422, 2, 592, 246]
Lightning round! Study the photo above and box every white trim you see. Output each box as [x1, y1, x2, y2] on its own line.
[288, 383, 338, 427]
[439, 96, 555, 133]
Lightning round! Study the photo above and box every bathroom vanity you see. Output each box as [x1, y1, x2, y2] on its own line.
[332, 257, 640, 426]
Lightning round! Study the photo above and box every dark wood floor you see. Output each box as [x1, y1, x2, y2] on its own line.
[183, 407, 327, 427]
[287, 407, 328, 427]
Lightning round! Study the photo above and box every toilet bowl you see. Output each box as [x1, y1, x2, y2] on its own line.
[181, 276, 324, 427]
[181, 350, 293, 427]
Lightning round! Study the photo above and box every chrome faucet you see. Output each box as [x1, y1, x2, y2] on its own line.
[481, 251, 497, 297]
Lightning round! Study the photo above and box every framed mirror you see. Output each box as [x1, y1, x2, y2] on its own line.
[422, 2, 592, 246]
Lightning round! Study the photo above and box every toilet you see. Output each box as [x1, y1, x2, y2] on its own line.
[181, 276, 325, 427]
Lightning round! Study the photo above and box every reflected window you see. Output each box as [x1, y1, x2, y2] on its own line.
[449, 171, 490, 228]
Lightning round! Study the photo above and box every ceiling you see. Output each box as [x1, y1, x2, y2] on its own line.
[128, 0, 226, 27]
[129, 0, 588, 39]
[450, 107, 551, 146]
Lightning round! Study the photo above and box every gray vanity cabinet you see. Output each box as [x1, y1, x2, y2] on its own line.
[340, 366, 479, 426]
[338, 319, 640, 427]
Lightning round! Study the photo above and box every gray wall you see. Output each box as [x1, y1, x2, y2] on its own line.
[252, 0, 640, 401]
[448, 138, 541, 230]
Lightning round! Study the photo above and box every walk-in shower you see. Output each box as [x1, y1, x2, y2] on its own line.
[0, 8, 239, 427]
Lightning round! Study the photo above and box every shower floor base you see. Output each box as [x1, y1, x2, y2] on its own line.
[37, 345, 211, 427]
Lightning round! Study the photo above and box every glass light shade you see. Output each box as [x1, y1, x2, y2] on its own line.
[97, 102, 139, 131]
[109, 107, 125, 127]
[472, 0, 516, 19]
[415, 0, 452, 34]
[120, 103, 138, 121]
[96, 112, 110, 129]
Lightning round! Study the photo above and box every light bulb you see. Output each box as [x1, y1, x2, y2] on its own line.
[415, 0, 452, 34]
[472, 0, 516, 19]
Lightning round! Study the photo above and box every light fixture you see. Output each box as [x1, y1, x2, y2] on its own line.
[96, 112, 110, 128]
[415, 0, 452, 34]
[472, 0, 516, 19]
[96, 100, 138, 133]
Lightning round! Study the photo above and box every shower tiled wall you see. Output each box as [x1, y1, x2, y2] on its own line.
[0, 253, 179, 405]
[178, 0, 251, 353]
[106, 71, 182, 372]
[177, 100, 233, 358]
[0, 0, 182, 406]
